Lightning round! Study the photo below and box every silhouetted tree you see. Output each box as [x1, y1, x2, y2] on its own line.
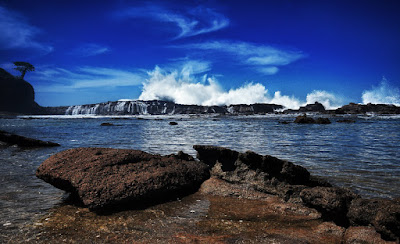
[13, 61, 35, 79]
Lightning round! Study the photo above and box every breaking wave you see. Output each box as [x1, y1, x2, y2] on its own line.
[362, 77, 400, 106]
[138, 66, 342, 110]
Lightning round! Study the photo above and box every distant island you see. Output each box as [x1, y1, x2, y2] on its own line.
[1, 67, 400, 116]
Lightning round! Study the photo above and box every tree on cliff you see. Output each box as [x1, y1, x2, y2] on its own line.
[13, 62, 35, 79]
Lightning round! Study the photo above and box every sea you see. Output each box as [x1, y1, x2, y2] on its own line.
[1, 113, 399, 239]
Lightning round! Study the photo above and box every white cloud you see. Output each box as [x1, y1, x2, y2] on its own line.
[70, 43, 110, 57]
[362, 77, 400, 105]
[257, 67, 279, 75]
[0, 5, 53, 53]
[176, 40, 305, 75]
[164, 58, 212, 80]
[116, 5, 229, 39]
[32, 66, 145, 92]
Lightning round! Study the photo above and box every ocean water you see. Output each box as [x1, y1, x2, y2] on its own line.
[1, 114, 400, 237]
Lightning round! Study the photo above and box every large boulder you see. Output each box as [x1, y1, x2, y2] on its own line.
[36, 148, 210, 211]
[0, 68, 40, 114]
[0, 130, 60, 148]
[347, 198, 400, 241]
[300, 186, 359, 226]
[193, 145, 330, 201]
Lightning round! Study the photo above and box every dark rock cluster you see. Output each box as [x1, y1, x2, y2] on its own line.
[335, 103, 400, 114]
[193, 145, 399, 241]
[294, 114, 331, 124]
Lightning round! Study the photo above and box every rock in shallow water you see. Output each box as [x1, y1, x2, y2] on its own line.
[36, 148, 210, 211]
[0, 129, 60, 148]
[294, 114, 331, 124]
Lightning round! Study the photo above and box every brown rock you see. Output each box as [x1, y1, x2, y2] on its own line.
[347, 198, 400, 241]
[36, 148, 210, 211]
[344, 226, 395, 244]
[300, 186, 359, 226]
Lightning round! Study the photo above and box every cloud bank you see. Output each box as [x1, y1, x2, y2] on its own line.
[0, 5, 53, 53]
[139, 65, 340, 110]
[362, 77, 400, 106]
[32, 66, 144, 92]
[116, 5, 229, 39]
[70, 43, 110, 57]
[176, 40, 305, 75]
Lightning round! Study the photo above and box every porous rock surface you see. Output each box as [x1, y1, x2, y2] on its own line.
[36, 148, 210, 210]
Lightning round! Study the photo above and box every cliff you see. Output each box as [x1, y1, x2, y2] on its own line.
[0, 68, 40, 114]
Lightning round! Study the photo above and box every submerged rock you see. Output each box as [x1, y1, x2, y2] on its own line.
[315, 118, 331, 124]
[337, 119, 356, 123]
[100, 122, 114, 126]
[0, 130, 60, 148]
[294, 114, 331, 124]
[36, 148, 210, 211]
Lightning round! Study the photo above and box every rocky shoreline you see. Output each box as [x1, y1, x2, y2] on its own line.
[32, 145, 399, 243]
[37, 100, 400, 116]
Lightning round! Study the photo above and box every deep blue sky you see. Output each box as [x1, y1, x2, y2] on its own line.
[1, 0, 400, 107]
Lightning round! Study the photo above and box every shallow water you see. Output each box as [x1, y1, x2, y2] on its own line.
[0, 114, 399, 238]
